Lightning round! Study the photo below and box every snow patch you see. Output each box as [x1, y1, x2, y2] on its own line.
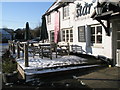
[16, 55, 87, 70]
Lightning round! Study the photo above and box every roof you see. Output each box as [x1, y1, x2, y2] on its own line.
[0, 29, 11, 35]
[91, 1, 120, 20]
[43, 0, 74, 16]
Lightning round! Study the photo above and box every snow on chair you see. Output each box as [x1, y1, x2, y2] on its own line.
[57, 42, 70, 56]
[71, 45, 82, 53]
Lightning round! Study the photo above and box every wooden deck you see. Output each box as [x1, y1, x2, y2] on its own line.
[16, 54, 105, 82]
[8, 40, 107, 82]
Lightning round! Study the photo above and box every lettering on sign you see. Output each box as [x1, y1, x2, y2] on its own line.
[76, 3, 93, 17]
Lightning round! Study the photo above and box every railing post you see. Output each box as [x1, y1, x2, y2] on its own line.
[24, 42, 29, 67]
[17, 41, 20, 58]
[67, 42, 70, 55]
[12, 40, 15, 54]
[8, 40, 11, 52]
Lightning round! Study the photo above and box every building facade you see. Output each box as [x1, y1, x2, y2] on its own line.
[43, 0, 120, 67]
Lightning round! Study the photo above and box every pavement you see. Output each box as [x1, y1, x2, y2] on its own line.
[73, 66, 120, 89]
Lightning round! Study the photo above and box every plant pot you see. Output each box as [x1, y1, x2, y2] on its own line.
[2, 71, 18, 83]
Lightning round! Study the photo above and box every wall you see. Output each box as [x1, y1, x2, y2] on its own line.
[46, 0, 112, 59]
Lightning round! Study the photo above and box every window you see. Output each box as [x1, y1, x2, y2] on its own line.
[63, 5, 69, 19]
[47, 14, 51, 24]
[78, 26, 86, 42]
[50, 31, 54, 42]
[91, 25, 102, 44]
[61, 29, 73, 42]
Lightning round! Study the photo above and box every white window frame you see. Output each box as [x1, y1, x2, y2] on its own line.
[50, 30, 54, 42]
[61, 29, 73, 42]
[91, 25, 103, 47]
[63, 5, 69, 19]
[47, 14, 51, 24]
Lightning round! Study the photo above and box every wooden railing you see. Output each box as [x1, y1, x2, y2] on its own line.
[8, 40, 29, 67]
[8, 40, 71, 67]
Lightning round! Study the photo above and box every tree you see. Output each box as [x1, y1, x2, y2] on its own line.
[24, 22, 30, 41]
[15, 28, 24, 40]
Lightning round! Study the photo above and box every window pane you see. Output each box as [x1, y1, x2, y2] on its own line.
[70, 30, 72, 33]
[66, 30, 69, 33]
[62, 30, 65, 41]
[91, 36, 95, 43]
[97, 35, 102, 43]
[70, 29, 73, 42]
[117, 32, 120, 40]
[50, 31, 54, 42]
[117, 42, 120, 49]
[91, 27, 95, 34]
[63, 6, 69, 19]
[62, 30, 65, 35]
[97, 26, 102, 35]
[47, 14, 51, 23]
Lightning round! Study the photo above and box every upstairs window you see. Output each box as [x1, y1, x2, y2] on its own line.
[47, 14, 51, 24]
[91, 25, 102, 44]
[63, 5, 69, 19]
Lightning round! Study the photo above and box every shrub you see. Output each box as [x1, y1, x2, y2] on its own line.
[2, 50, 17, 73]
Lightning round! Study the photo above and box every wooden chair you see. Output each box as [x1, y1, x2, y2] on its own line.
[71, 45, 82, 53]
[28, 44, 41, 58]
[57, 42, 70, 55]
[40, 43, 52, 59]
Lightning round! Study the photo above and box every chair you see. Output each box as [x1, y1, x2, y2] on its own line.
[57, 42, 70, 55]
[28, 44, 41, 58]
[40, 43, 53, 59]
[71, 45, 82, 53]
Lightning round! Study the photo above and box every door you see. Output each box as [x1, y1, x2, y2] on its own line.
[116, 21, 120, 67]
[112, 17, 120, 67]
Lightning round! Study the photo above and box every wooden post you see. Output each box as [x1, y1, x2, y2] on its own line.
[9, 41, 12, 52]
[17, 41, 20, 58]
[67, 42, 70, 55]
[8, 40, 11, 52]
[55, 43, 57, 58]
[24, 42, 29, 67]
[41, 47, 43, 59]
[11, 41, 13, 52]
[13, 40, 15, 54]
[50, 48, 52, 60]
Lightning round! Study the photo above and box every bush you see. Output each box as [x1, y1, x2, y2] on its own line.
[2, 50, 17, 73]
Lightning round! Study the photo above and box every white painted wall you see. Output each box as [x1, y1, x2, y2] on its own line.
[46, 0, 112, 59]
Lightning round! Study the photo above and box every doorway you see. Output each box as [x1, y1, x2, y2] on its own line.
[112, 18, 120, 67]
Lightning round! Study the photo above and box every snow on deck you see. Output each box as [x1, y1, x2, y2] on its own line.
[16, 55, 100, 80]
[16, 55, 87, 70]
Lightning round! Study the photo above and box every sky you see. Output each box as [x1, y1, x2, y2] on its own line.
[0, 1, 55, 30]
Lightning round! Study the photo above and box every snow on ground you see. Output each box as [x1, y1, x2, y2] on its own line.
[16, 55, 87, 70]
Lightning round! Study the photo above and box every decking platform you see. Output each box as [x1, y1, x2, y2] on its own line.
[16, 54, 103, 82]
[8, 41, 107, 82]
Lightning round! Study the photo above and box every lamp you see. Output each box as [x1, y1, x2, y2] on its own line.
[96, 2, 103, 15]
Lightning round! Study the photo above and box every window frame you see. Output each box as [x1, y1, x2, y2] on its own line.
[90, 25, 103, 47]
[61, 29, 73, 42]
[47, 14, 51, 24]
[63, 5, 69, 19]
[78, 26, 86, 42]
[50, 30, 54, 42]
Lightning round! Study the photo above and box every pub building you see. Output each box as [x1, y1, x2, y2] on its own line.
[42, 0, 120, 67]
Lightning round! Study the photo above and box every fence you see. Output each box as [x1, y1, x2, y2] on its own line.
[8, 40, 29, 67]
[8, 40, 82, 67]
